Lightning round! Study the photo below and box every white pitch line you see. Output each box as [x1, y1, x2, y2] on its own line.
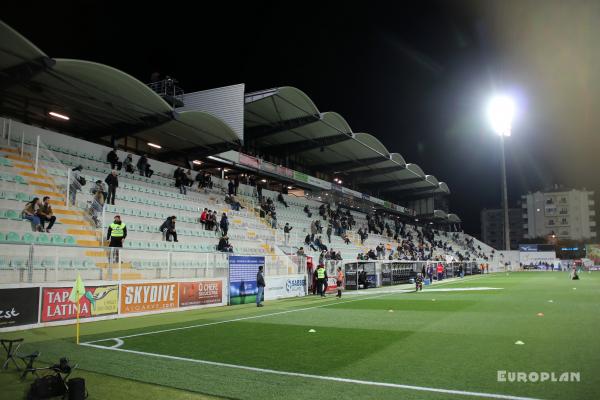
[83, 275, 485, 345]
[80, 343, 543, 400]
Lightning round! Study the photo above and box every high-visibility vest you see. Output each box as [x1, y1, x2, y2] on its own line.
[317, 267, 325, 279]
[110, 222, 126, 237]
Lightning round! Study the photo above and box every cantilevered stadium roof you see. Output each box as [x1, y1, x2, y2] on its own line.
[244, 86, 446, 196]
[0, 20, 239, 161]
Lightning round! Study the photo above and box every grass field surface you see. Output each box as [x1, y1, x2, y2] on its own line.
[1, 272, 598, 399]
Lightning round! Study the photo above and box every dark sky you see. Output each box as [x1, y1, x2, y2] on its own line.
[4, 1, 600, 236]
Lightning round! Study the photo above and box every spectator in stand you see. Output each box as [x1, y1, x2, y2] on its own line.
[342, 233, 350, 245]
[204, 172, 213, 189]
[92, 180, 107, 200]
[206, 210, 214, 231]
[160, 216, 178, 242]
[105, 170, 118, 205]
[136, 154, 149, 177]
[185, 170, 193, 187]
[217, 235, 233, 252]
[123, 154, 134, 173]
[145, 163, 154, 178]
[326, 224, 332, 243]
[37, 196, 56, 233]
[277, 192, 288, 208]
[211, 211, 219, 234]
[107, 148, 122, 170]
[22, 197, 42, 232]
[220, 212, 229, 236]
[175, 168, 187, 195]
[296, 247, 305, 256]
[303, 205, 312, 218]
[90, 187, 104, 227]
[228, 179, 235, 196]
[70, 165, 84, 206]
[200, 208, 208, 229]
[283, 223, 292, 244]
[304, 234, 317, 251]
[234, 176, 240, 195]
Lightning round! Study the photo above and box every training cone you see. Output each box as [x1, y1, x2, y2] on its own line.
[515, 340, 525, 345]
[573, 288, 577, 290]
[388, 309, 394, 313]
[537, 313, 544, 317]
[548, 300, 554, 303]
[432, 299, 436, 302]
[308, 329, 316, 333]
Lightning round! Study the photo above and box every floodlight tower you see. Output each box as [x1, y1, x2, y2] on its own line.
[488, 95, 515, 251]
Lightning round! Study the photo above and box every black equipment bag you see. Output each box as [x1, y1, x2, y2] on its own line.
[27, 374, 66, 399]
[68, 378, 87, 400]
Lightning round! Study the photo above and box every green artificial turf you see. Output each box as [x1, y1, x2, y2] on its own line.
[2, 272, 599, 400]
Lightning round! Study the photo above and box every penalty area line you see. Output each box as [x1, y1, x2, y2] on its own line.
[80, 343, 543, 400]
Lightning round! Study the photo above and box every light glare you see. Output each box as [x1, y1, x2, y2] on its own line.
[488, 96, 515, 136]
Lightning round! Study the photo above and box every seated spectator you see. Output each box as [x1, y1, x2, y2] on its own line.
[342, 233, 350, 245]
[217, 236, 233, 252]
[160, 216, 178, 242]
[277, 192, 288, 208]
[303, 205, 312, 218]
[22, 197, 42, 232]
[200, 208, 208, 228]
[145, 163, 154, 178]
[304, 234, 317, 251]
[107, 148, 122, 170]
[123, 154, 135, 173]
[37, 196, 56, 233]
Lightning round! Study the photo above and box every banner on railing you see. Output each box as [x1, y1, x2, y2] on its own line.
[229, 255, 265, 305]
[179, 281, 222, 307]
[120, 282, 178, 314]
[41, 285, 118, 322]
[265, 275, 305, 300]
[0, 287, 40, 328]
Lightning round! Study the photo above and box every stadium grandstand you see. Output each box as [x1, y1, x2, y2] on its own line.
[0, 19, 498, 278]
[7, 17, 594, 400]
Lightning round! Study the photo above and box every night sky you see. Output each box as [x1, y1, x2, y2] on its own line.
[4, 1, 600, 237]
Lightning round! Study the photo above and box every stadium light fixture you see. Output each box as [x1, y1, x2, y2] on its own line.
[48, 111, 70, 120]
[147, 142, 162, 149]
[261, 179, 267, 183]
[287, 186, 292, 189]
[488, 95, 515, 137]
[192, 160, 202, 165]
[487, 94, 516, 251]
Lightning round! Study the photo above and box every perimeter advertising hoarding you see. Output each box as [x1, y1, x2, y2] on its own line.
[41, 285, 118, 322]
[0, 287, 40, 328]
[179, 281, 223, 307]
[265, 275, 306, 300]
[586, 244, 600, 264]
[120, 282, 178, 314]
[229, 256, 265, 305]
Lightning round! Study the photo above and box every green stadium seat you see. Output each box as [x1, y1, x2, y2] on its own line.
[64, 235, 76, 245]
[21, 233, 35, 243]
[50, 234, 64, 245]
[7, 210, 20, 220]
[36, 233, 50, 244]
